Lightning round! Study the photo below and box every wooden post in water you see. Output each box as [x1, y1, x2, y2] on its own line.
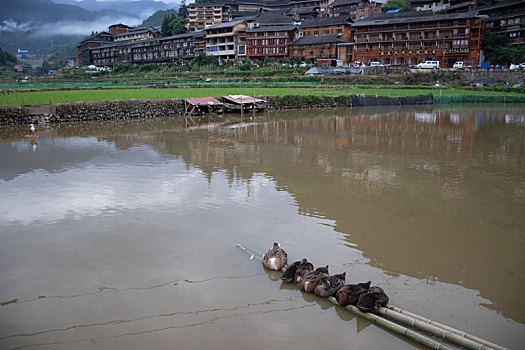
[241, 95, 244, 121]
[253, 90, 256, 118]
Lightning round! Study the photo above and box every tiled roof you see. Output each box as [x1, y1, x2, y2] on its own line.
[352, 10, 481, 26]
[247, 25, 297, 33]
[205, 19, 247, 30]
[290, 34, 349, 45]
[286, 6, 319, 15]
[477, 0, 523, 13]
[255, 11, 295, 24]
[330, 0, 360, 7]
[162, 32, 201, 40]
[299, 16, 353, 27]
[114, 27, 160, 37]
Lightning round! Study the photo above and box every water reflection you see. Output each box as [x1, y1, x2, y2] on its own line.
[0, 104, 523, 350]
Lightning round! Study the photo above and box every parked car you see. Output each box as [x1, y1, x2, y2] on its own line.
[370, 61, 384, 67]
[416, 61, 440, 69]
[452, 61, 464, 69]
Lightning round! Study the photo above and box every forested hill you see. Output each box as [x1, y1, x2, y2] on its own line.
[53, 0, 173, 18]
[0, 0, 140, 54]
[141, 10, 179, 27]
[0, 0, 137, 24]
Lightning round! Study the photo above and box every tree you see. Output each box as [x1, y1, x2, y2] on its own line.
[382, 0, 411, 12]
[161, 13, 188, 36]
[191, 52, 218, 67]
[0, 46, 6, 65]
[178, 0, 188, 19]
[483, 33, 525, 64]
[142, 10, 177, 27]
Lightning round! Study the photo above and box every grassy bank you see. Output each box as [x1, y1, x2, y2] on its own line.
[1, 87, 524, 106]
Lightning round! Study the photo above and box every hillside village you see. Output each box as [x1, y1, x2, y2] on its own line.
[77, 0, 524, 69]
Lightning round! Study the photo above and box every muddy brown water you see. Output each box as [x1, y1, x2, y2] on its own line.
[0, 104, 523, 350]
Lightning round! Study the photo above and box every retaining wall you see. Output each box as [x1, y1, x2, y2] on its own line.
[0, 94, 431, 125]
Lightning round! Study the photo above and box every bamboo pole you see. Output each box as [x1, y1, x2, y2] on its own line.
[377, 307, 499, 350]
[235, 244, 453, 350]
[235, 244, 507, 350]
[327, 297, 455, 350]
[384, 305, 507, 350]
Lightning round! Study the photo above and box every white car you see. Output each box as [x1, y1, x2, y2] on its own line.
[452, 61, 464, 69]
[416, 61, 440, 69]
[370, 62, 384, 67]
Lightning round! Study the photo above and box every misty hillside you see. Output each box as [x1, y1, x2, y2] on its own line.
[141, 9, 178, 27]
[0, 0, 145, 54]
[0, 0, 138, 24]
[53, 0, 175, 18]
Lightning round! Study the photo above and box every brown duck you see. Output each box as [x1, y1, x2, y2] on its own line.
[299, 266, 329, 293]
[262, 243, 288, 271]
[314, 272, 346, 298]
[357, 286, 389, 314]
[336, 281, 371, 307]
[281, 258, 314, 283]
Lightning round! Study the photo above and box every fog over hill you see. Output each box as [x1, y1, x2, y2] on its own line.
[53, 0, 174, 19]
[0, 0, 178, 54]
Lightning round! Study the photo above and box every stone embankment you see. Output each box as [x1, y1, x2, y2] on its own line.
[0, 94, 434, 125]
[0, 99, 185, 125]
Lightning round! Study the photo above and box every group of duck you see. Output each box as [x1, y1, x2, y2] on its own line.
[262, 243, 389, 314]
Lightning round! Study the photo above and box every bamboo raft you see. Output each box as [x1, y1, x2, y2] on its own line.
[236, 244, 507, 350]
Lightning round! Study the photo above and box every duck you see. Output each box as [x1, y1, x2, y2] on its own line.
[356, 286, 389, 314]
[299, 265, 329, 293]
[280, 258, 314, 283]
[336, 281, 371, 307]
[29, 123, 35, 135]
[262, 243, 288, 271]
[314, 272, 346, 298]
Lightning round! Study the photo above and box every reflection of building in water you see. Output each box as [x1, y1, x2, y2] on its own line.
[342, 165, 396, 196]
[86, 107, 525, 322]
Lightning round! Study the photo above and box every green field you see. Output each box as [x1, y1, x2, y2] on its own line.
[1, 87, 524, 106]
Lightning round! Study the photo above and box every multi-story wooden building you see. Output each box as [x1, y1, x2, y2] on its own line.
[160, 33, 200, 61]
[205, 20, 248, 61]
[478, 0, 525, 45]
[329, 0, 382, 21]
[298, 16, 354, 41]
[90, 43, 120, 66]
[90, 32, 203, 66]
[77, 32, 114, 66]
[352, 11, 485, 67]
[194, 31, 207, 55]
[407, 0, 450, 12]
[108, 23, 132, 35]
[188, 1, 236, 32]
[246, 25, 297, 60]
[289, 34, 353, 62]
[113, 26, 162, 43]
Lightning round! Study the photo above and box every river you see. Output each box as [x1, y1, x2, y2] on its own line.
[0, 104, 524, 349]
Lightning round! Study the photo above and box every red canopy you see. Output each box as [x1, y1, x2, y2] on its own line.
[222, 95, 265, 105]
[185, 97, 223, 106]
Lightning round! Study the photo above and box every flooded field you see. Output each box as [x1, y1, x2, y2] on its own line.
[0, 104, 524, 350]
